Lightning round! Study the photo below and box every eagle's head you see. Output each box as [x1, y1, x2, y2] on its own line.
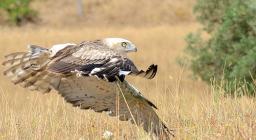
[103, 38, 137, 53]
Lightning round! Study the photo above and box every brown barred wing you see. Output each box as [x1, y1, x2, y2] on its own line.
[53, 76, 174, 139]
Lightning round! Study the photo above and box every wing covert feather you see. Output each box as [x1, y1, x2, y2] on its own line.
[47, 41, 157, 80]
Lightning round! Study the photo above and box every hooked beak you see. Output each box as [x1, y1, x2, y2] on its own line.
[126, 44, 137, 52]
[133, 47, 138, 52]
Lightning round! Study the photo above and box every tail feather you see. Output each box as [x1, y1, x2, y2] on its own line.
[3, 45, 52, 93]
[11, 70, 36, 84]
[28, 72, 53, 93]
[22, 71, 47, 87]
[4, 52, 30, 60]
[3, 61, 33, 77]
[28, 44, 49, 55]
[3, 51, 39, 77]
[2, 56, 38, 66]
[14, 69, 54, 93]
[9, 65, 52, 93]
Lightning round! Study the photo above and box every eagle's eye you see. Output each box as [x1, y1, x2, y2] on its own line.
[121, 42, 127, 47]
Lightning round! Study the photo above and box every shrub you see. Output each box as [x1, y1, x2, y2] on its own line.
[184, 0, 256, 96]
[0, 0, 37, 26]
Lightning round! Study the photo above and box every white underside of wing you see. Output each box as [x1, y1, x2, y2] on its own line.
[90, 68, 106, 75]
[119, 70, 131, 75]
[89, 68, 131, 76]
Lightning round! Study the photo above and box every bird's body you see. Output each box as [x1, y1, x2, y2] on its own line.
[2, 38, 173, 139]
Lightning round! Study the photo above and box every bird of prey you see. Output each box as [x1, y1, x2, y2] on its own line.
[2, 38, 174, 139]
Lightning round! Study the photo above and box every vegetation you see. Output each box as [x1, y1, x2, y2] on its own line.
[0, 0, 255, 139]
[0, 0, 37, 26]
[0, 26, 255, 139]
[185, 0, 256, 96]
[22, 0, 196, 27]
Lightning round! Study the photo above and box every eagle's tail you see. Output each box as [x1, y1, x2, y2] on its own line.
[2, 45, 53, 93]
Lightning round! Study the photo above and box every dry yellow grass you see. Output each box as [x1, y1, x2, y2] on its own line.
[0, 24, 256, 140]
[0, 0, 196, 27]
[30, 0, 196, 27]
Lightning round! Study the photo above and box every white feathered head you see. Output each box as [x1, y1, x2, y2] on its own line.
[103, 38, 137, 53]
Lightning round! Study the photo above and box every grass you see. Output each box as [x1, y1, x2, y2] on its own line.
[29, 0, 196, 27]
[0, 24, 256, 140]
[1, 0, 196, 26]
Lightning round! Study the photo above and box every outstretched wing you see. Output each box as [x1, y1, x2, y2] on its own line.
[47, 41, 157, 81]
[52, 75, 174, 139]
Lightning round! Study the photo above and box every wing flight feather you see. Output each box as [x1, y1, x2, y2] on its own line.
[52, 76, 174, 139]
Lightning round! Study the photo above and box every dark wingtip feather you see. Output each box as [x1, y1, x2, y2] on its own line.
[146, 64, 158, 79]
[145, 98, 158, 109]
[161, 122, 175, 138]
